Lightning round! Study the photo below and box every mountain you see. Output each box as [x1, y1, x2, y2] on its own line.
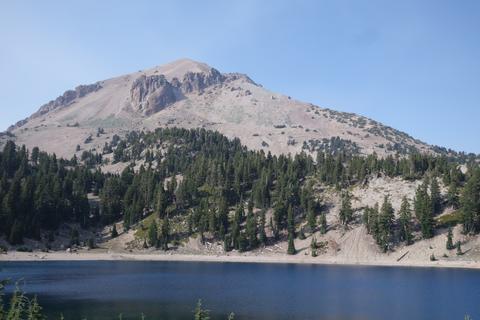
[2, 59, 480, 269]
[4, 58, 435, 159]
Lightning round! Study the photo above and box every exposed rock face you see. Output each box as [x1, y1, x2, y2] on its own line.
[181, 68, 225, 93]
[34, 83, 102, 118]
[8, 119, 28, 132]
[8, 83, 102, 131]
[130, 75, 180, 115]
[129, 67, 235, 115]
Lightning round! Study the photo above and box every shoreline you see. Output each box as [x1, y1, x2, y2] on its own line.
[2, 250, 479, 270]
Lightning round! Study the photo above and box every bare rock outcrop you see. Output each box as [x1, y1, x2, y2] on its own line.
[8, 83, 102, 131]
[34, 83, 102, 117]
[130, 75, 180, 115]
[129, 68, 232, 115]
[181, 68, 225, 93]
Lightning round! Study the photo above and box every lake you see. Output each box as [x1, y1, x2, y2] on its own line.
[0, 261, 479, 320]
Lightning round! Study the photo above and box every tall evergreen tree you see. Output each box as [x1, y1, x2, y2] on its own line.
[245, 206, 258, 249]
[159, 217, 170, 250]
[415, 180, 434, 239]
[287, 232, 296, 255]
[378, 196, 394, 252]
[307, 207, 316, 232]
[231, 203, 243, 250]
[339, 192, 353, 226]
[447, 181, 460, 209]
[430, 177, 441, 214]
[446, 227, 454, 250]
[147, 220, 158, 247]
[310, 236, 317, 257]
[460, 169, 480, 234]
[398, 197, 413, 245]
[111, 224, 119, 238]
[217, 196, 229, 240]
[319, 213, 327, 234]
[287, 205, 295, 237]
[155, 185, 168, 219]
[258, 209, 267, 246]
[456, 240, 462, 255]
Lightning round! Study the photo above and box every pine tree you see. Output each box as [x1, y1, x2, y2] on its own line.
[111, 224, 119, 238]
[415, 180, 434, 239]
[460, 169, 480, 234]
[231, 204, 243, 249]
[363, 207, 371, 233]
[378, 196, 394, 252]
[310, 236, 317, 257]
[258, 210, 267, 246]
[8, 220, 24, 245]
[398, 197, 413, 245]
[339, 192, 353, 226]
[456, 241, 462, 255]
[287, 232, 296, 255]
[270, 216, 279, 240]
[447, 182, 460, 209]
[187, 211, 194, 236]
[208, 207, 217, 235]
[373, 202, 381, 236]
[217, 196, 229, 240]
[319, 213, 327, 234]
[430, 177, 441, 214]
[223, 234, 231, 252]
[31, 147, 40, 165]
[446, 227, 454, 250]
[238, 232, 247, 252]
[307, 207, 316, 232]
[273, 200, 286, 231]
[70, 229, 80, 247]
[87, 238, 95, 249]
[175, 180, 188, 209]
[148, 221, 158, 248]
[159, 217, 170, 251]
[287, 205, 295, 237]
[155, 186, 167, 218]
[246, 208, 258, 249]
[2, 141, 18, 178]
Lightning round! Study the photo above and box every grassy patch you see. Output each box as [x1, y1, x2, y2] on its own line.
[134, 214, 157, 240]
[436, 210, 462, 228]
[85, 115, 131, 129]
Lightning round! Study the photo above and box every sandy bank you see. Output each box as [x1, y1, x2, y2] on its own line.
[1, 250, 479, 270]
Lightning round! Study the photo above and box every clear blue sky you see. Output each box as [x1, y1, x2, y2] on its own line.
[1, 1, 479, 153]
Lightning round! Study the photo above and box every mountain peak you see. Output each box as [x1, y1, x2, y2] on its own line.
[145, 58, 214, 80]
[4, 59, 441, 159]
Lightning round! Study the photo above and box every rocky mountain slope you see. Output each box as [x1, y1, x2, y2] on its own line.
[4, 58, 436, 159]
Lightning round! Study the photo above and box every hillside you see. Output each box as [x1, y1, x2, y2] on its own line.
[3, 58, 439, 159]
[1, 128, 479, 269]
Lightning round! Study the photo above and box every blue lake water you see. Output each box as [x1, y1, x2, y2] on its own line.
[0, 261, 479, 320]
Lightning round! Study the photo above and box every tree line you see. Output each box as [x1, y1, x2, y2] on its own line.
[1, 127, 479, 254]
